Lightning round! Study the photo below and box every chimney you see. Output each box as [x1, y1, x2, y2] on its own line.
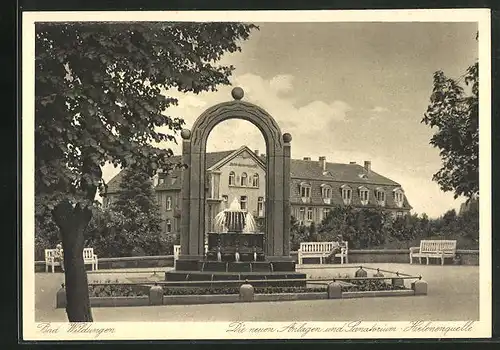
[364, 161, 371, 172]
[303, 157, 311, 161]
[319, 156, 326, 172]
[350, 161, 356, 164]
[254, 149, 259, 156]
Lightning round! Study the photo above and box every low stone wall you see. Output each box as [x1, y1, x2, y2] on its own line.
[35, 248, 479, 272]
[457, 250, 480, 266]
[35, 255, 174, 273]
[56, 282, 425, 308]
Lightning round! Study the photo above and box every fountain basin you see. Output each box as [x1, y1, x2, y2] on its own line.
[164, 271, 307, 287]
[206, 232, 265, 261]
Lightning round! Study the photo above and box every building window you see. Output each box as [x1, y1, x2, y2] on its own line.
[300, 182, 311, 203]
[229, 171, 235, 186]
[252, 173, 260, 187]
[375, 188, 386, 206]
[306, 207, 313, 221]
[299, 207, 306, 223]
[240, 196, 247, 210]
[241, 172, 248, 186]
[166, 196, 172, 211]
[396, 211, 404, 218]
[166, 219, 172, 234]
[359, 186, 369, 205]
[323, 208, 330, 220]
[158, 178, 165, 185]
[222, 195, 229, 208]
[257, 197, 264, 217]
[394, 188, 404, 208]
[341, 185, 352, 205]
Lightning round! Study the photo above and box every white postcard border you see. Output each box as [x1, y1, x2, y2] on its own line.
[21, 9, 492, 341]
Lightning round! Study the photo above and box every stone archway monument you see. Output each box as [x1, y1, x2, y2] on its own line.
[175, 87, 294, 272]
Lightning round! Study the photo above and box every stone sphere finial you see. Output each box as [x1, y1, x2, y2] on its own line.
[180, 129, 191, 140]
[283, 133, 292, 143]
[231, 87, 244, 100]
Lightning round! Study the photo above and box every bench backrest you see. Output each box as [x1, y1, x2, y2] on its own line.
[420, 240, 457, 253]
[45, 248, 95, 261]
[83, 248, 95, 259]
[299, 241, 348, 253]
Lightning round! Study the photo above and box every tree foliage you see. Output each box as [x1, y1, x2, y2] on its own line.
[422, 59, 479, 200]
[88, 169, 171, 257]
[289, 216, 309, 251]
[316, 205, 478, 250]
[35, 21, 257, 321]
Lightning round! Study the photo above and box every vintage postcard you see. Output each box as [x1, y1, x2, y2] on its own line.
[22, 9, 491, 341]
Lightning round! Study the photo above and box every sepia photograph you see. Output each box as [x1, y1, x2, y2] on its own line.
[22, 9, 491, 341]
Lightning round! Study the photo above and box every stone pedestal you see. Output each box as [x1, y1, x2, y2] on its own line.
[327, 282, 342, 299]
[411, 280, 428, 295]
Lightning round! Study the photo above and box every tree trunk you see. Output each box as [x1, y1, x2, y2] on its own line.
[53, 201, 93, 322]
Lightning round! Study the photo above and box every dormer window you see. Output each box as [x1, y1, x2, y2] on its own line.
[241, 172, 248, 186]
[359, 186, 369, 205]
[229, 171, 235, 186]
[320, 184, 332, 204]
[393, 188, 404, 208]
[375, 188, 386, 206]
[252, 173, 259, 187]
[299, 182, 311, 203]
[341, 185, 352, 205]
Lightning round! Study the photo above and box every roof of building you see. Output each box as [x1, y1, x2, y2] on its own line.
[105, 146, 402, 197]
[288, 158, 399, 186]
[105, 150, 234, 194]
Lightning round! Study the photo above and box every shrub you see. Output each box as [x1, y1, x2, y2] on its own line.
[88, 280, 409, 298]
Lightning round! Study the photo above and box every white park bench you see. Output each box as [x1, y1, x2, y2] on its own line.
[409, 240, 457, 265]
[298, 241, 348, 265]
[44, 247, 98, 273]
[173, 245, 208, 267]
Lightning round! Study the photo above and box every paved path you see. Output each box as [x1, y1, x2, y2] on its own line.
[35, 263, 479, 322]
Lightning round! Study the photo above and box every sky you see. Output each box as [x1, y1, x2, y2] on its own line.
[101, 22, 478, 218]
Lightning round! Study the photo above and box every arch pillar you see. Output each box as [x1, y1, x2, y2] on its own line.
[176, 87, 292, 267]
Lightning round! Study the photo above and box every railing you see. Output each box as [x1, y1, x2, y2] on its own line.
[87, 265, 422, 287]
[88, 275, 422, 287]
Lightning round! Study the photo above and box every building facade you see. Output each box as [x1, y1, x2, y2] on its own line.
[103, 146, 412, 236]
